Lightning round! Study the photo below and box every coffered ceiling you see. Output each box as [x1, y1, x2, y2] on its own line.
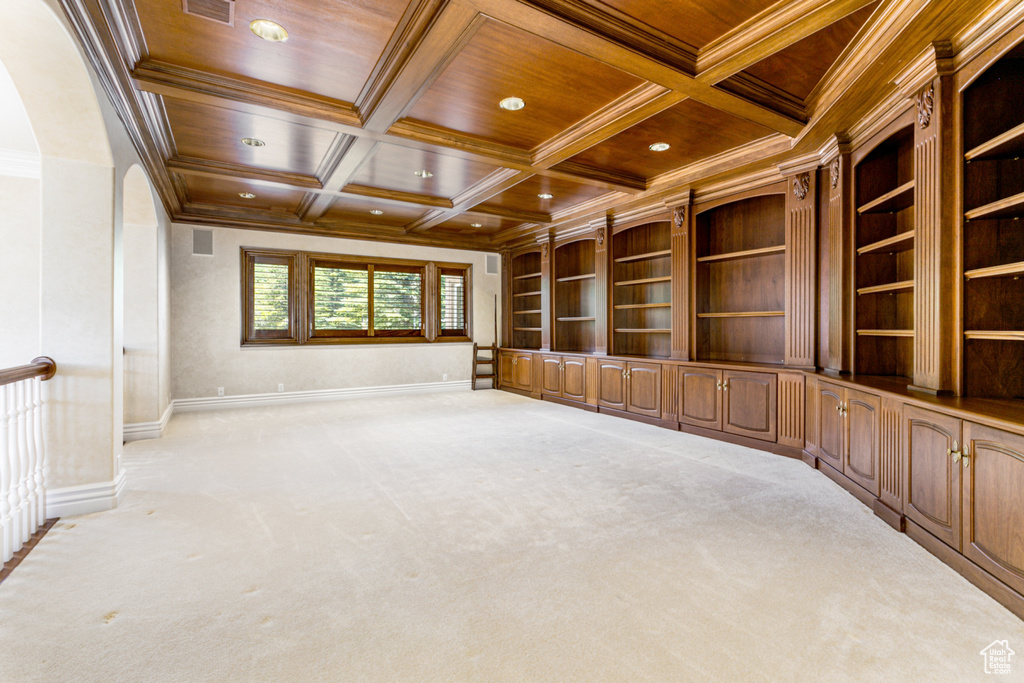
[60, 0, 991, 250]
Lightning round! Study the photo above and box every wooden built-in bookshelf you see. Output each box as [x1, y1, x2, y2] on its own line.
[553, 238, 596, 353]
[853, 125, 915, 380]
[511, 251, 543, 350]
[612, 221, 672, 358]
[962, 44, 1024, 399]
[694, 194, 786, 364]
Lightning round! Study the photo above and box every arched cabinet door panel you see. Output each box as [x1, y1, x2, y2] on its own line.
[816, 383, 845, 470]
[597, 360, 627, 410]
[963, 422, 1024, 595]
[723, 370, 777, 442]
[679, 368, 723, 430]
[626, 362, 662, 418]
[562, 358, 587, 402]
[513, 352, 534, 392]
[904, 405, 962, 551]
[845, 389, 881, 497]
[540, 355, 562, 396]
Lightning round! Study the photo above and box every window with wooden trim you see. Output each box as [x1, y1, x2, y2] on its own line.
[242, 250, 298, 344]
[242, 248, 471, 345]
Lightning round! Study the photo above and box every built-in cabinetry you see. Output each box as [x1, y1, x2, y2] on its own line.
[539, 354, 586, 402]
[596, 359, 662, 418]
[510, 250, 543, 350]
[553, 239, 597, 353]
[961, 45, 1024, 400]
[678, 367, 777, 442]
[499, 349, 534, 393]
[612, 221, 672, 358]
[694, 193, 786, 365]
[853, 123, 916, 381]
[814, 382, 880, 496]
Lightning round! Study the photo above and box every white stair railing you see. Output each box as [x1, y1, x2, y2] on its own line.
[0, 357, 56, 563]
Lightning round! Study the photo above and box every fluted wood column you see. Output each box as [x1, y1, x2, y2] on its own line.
[667, 192, 693, 360]
[592, 218, 609, 356]
[500, 250, 510, 348]
[783, 170, 818, 369]
[825, 139, 853, 373]
[540, 238, 552, 352]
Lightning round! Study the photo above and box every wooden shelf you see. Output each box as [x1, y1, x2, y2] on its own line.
[965, 191, 1024, 221]
[512, 272, 542, 280]
[512, 290, 542, 297]
[856, 329, 914, 337]
[964, 261, 1024, 280]
[697, 311, 785, 318]
[964, 330, 1024, 341]
[857, 180, 915, 214]
[555, 273, 596, 283]
[514, 309, 541, 315]
[613, 302, 671, 310]
[557, 317, 595, 322]
[696, 244, 786, 263]
[614, 328, 671, 333]
[965, 121, 1024, 161]
[858, 230, 916, 255]
[615, 276, 672, 286]
[513, 327, 542, 332]
[614, 249, 671, 263]
[857, 280, 915, 296]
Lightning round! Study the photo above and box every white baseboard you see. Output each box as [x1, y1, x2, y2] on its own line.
[46, 468, 127, 518]
[172, 379, 472, 412]
[123, 404, 174, 442]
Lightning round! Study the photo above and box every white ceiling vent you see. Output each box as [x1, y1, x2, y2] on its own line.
[486, 254, 499, 275]
[182, 0, 234, 26]
[192, 229, 214, 256]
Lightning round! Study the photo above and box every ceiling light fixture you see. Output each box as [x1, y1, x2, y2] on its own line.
[238, 192, 255, 199]
[250, 19, 289, 42]
[471, 223, 482, 228]
[241, 137, 265, 147]
[538, 193, 553, 199]
[413, 170, 434, 178]
[370, 209, 384, 215]
[499, 97, 525, 111]
[649, 142, 670, 152]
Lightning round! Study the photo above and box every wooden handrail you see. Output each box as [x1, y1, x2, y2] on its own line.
[0, 357, 56, 386]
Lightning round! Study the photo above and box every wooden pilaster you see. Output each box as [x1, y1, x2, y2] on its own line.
[592, 217, 609, 355]
[540, 237, 552, 352]
[780, 164, 818, 369]
[666, 191, 693, 361]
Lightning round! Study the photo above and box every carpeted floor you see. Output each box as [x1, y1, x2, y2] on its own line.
[0, 390, 1021, 682]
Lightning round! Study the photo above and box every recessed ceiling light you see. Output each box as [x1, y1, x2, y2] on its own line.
[238, 192, 256, 199]
[538, 193, 553, 199]
[250, 19, 289, 42]
[241, 137, 265, 147]
[471, 223, 482, 228]
[649, 142, 670, 152]
[413, 170, 434, 178]
[499, 97, 525, 111]
[370, 209, 384, 215]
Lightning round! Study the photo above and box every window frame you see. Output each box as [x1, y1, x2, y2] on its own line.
[241, 249, 300, 345]
[241, 248, 473, 346]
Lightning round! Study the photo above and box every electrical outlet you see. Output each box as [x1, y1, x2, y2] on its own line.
[278, 383, 284, 393]
[443, 373, 448, 382]
[217, 387, 224, 397]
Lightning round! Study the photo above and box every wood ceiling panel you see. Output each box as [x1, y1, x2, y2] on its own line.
[593, 0, 777, 50]
[164, 98, 339, 177]
[318, 196, 429, 227]
[350, 143, 503, 199]
[133, 0, 409, 103]
[741, 3, 878, 101]
[476, 175, 610, 215]
[563, 99, 774, 180]
[432, 215, 517, 236]
[183, 176, 306, 214]
[404, 19, 644, 150]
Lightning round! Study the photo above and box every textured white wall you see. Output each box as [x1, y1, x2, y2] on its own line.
[0, 175, 41, 368]
[170, 225, 502, 400]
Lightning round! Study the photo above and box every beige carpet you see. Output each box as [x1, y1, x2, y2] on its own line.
[0, 390, 1021, 682]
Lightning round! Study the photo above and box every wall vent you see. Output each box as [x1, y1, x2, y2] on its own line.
[182, 0, 234, 26]
[192, 229, 214, 256]
[486, 254, 499, 275]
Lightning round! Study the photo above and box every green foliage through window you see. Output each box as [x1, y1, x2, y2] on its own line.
[314, 267, 369, 330]
[253, 263, 290, 331]
[374, 270, 422, 331]
[440, 273, 465, 331]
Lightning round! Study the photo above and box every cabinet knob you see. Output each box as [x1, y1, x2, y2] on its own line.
[722, 381, 728, 391]
[948, 440, 962, 462]
[962, 445, 970, 468]
[716, 380, 722, 391]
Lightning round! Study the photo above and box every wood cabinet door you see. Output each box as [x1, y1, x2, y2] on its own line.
[562, 357, 586, 402]
[962, 422, 1024, 595]
[723, 370, 777, 442]
[539, 355, 562, 396]
[514, 353, 534, 391]
[816, 383, 845, 471]
[904, 405, 962, 551]
[626, 362, 661, 418]
[679, 367, 722, 430]
[499, 351, 515, 387]
[596, 359, 627, 410]
[844, 388, 881, 497]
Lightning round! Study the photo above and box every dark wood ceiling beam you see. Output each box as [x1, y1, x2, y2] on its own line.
[476, 0, 805, 137]
[301, 137, 380, 221]
[695, 0, 881, 84]
[340, 184, 454, 209]
[543, 161, 647, 193]
[464, 205, 551, 224]
[715, 73, 808, 123]
[167, 157, 323, 189]
[408, 168, 533, 233]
